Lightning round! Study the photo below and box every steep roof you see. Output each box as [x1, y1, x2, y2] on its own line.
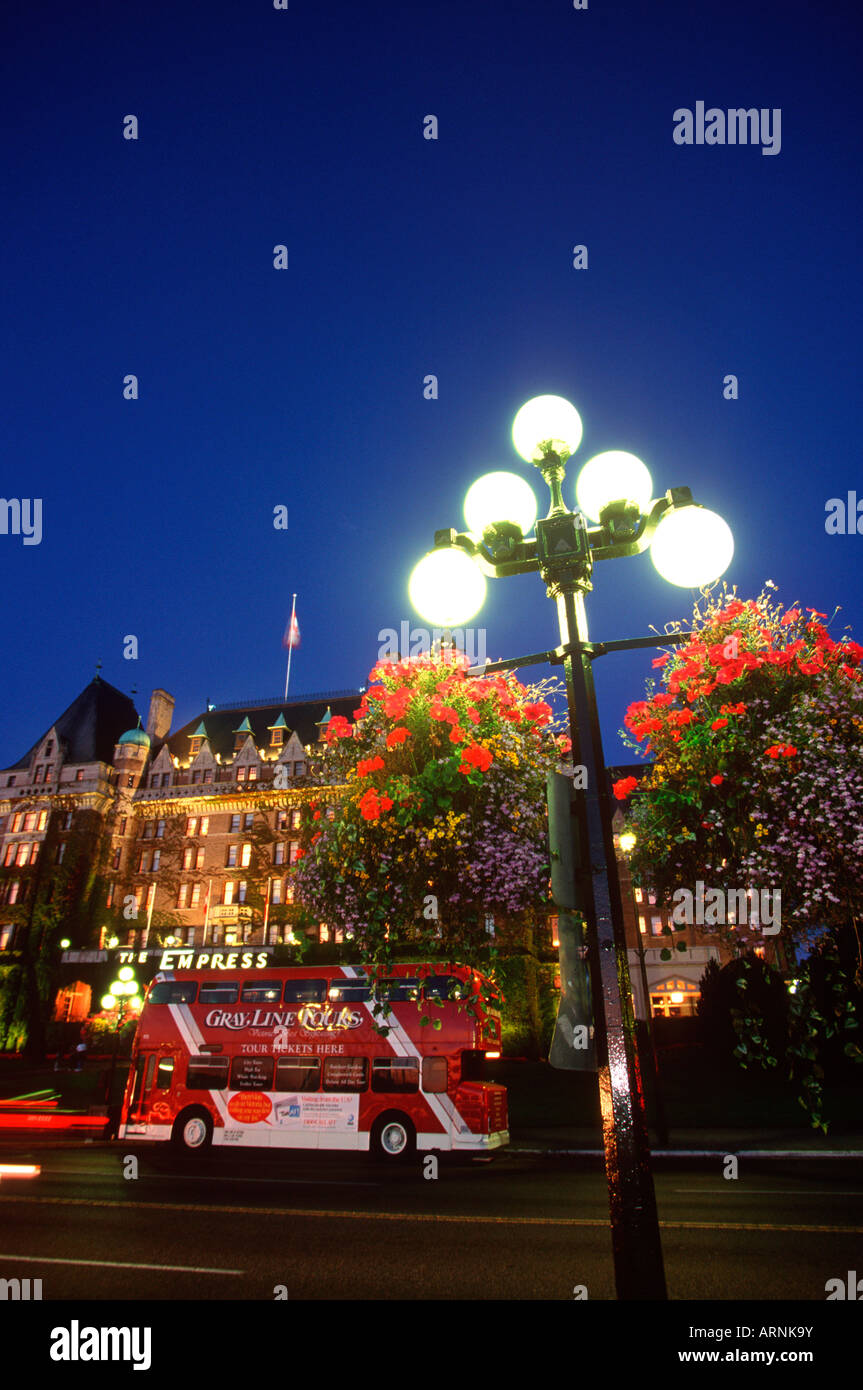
[7, 676, 140, 770]
[157, 690, 362, 764]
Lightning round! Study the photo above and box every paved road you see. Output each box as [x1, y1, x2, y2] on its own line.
[0, 1141, 860, 1301]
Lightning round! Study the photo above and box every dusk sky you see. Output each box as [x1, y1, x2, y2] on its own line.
[3, 0, 861, 769]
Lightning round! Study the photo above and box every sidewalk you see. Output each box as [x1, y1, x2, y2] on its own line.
[511, 1126, 863, 1159]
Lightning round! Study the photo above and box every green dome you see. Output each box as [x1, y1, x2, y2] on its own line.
[118, 719, 150, 748]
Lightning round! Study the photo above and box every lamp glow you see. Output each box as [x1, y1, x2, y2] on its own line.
[576, 451, 653, 523]
[650, 506, 734, 587]
[512, 395, 583, 462]
[409, 548, 486, 626]
[619, 831, 637, 854]
[100, 994, 115, 1010]
[464, 472, 537, 536]
[59, 938, 70, 949]
[118, 966, 135, 982]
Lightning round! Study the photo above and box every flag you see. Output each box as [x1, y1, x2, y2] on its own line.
[283, 612, 300, 649]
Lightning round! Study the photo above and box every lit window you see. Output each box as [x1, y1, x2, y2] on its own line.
[189, 738, 202, 756]
[56, 843, 66, 864]
[274, 843, 286, 866]
[651, 916, 663, 935]
[200, 817, 209, 835]
[139, 851, 151, 872]
[248, 766, 257, 782]
[276, 811, 288, 831]
[76, 770, 85, 782]
[320, 924, 330, 943]
[177, 884, 189, 908]
[11, 814, 23, 833]
[186, 817, 198, 836]
[24, 812, 37, 832]
[156, 819, 165, 838]
[34, 765, 43, 782]
[289, 841, 300, 865]
[112, 849, 121, 870]
[15, 844, 29, 867]
[4, 845, 15, 867]
[134, 886, 144, 909]
[183, 847, 194, 870]
[224, 881, 235, 906]
[29, 843, 39, 863]
[8, 881, 20, 904]
[45, 765, 54, 780]
[38, 810, 48, 831]
[240, 843, 252, 867]
[648, 891, 657, 905]
[237, 767, 247, 783]
[271, 879, 282, 904]
[190, 883, 201, 908]
[285, 882, 294, 904]
[106, 883, 115, 908]
[151, 850, 161, 872]
[271, 729, 284, 746]
[291, 810, 301, 829]
[634, 887, 643, 903]
[195, 848, 204, 869]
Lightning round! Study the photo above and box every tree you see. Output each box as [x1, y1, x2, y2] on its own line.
[292, 650, 567, 1013]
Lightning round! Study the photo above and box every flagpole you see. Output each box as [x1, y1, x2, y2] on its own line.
[202, 878, 212, 946]
[284, 593, 297, 701]
[263, 875, 271, 944]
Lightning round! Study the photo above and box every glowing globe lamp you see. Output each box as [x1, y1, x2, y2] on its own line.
[512, 395, 583, 463]
[576, 451, 653, 523]
[619, 831, 637, 854]
[118, 966, 135, 982]
[650, 507, 734, 587]
[409, 548, 486, 626]
[100, 994, 115, 1010]
[464, 471, 537, 536]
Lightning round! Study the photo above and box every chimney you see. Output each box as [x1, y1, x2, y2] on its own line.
[146, 689, 175, 742]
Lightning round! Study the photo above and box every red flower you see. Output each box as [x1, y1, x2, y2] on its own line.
[386, 727, 411, 748]
[558, 736, 572, 753]
[502, 707, 522, 723]
[720, 702, 746, 716]
[781, 609, 800, 626]
[523, 701, 553, 727]
[710, 774, 724, 786]
[430, 701, 460, 725]
[449, 726, 468, 744]
[310, 832, 322, 844]
[465, 707, 480, 724]
[613, 776, 638, 800]
[383, 688, 412, 719]
[313, 811, 321, 820]
[325, 714, 353, 741]
[711, 718, 728, 731]
[357, 755, 385, 778]
[806, 608, 828, 620]
[459, 743, 493, 773]
[652, 653, 671, 668]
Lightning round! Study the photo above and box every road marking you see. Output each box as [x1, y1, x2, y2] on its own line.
[2, 1195, 861, 1234]
[0, 1251, 243, 1275]
[31, 1168, 381, 1189]
[673, 1189, 863, 1197]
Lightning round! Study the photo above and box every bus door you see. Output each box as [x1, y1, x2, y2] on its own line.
[127, 1051, 177, 1131]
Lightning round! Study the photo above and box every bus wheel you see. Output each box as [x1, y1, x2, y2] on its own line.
[172, 1108, 213, 1153]
[371, 1113, 415, 1162]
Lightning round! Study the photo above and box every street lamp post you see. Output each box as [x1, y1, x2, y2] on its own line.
[408, 394, 733, 1300]
[620, 831, 670, 1149]
[101, 968, 143, 1118]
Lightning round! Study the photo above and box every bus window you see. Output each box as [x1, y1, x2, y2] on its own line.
[147, 981, 197, 1004]
[328, 979, 370, 1003]
[230, 1056, 274, 1090]
[322, 1057, 368, 1091]
[374, 978, 420, 1003]
[199, 982, 239, 1004]
[421, 1056, 448, 1093]
[372, 1058, 419, 1093]
[275, 1057, 321, 1092]
[155, 1056, 175, 1089]
[187, 1056, 229, 1090]
[283, 979, 327, 1004]
[422, 974, 469, 1002]
[240, 980, 282, 1002]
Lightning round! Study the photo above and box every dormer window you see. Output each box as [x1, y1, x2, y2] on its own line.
[45, 741, 53, 757]
[189, 737, 202, 757]
[234, 733, 246, 752]
[271, 729, 284, 746]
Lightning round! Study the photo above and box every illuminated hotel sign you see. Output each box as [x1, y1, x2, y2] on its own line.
[115, 949, 272, 970]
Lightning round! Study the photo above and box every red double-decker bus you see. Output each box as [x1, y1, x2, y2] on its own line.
[119, 962, 509, 1160]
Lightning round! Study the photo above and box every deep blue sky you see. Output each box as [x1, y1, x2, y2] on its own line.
[3, 0, 861, 768]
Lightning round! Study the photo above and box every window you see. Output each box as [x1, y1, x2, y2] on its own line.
[323, 1057, 368, 1092]
[422, 1057, 448, 1094]
[372, 1058, 419, 1093]
[275, 1057, 320, 1092]
[638, 915, 647, 934]
[240, 843, 252, 867]
[285, 881, 294, 904]
[149, 981, 197, 1004]
[241, 980, 282, 1003]
[34, 765, 43, 782]
[156, 819, 165, 838]
[276, 811, 288, 831]
[648, 891, 657, 905]
[291, 810, 301, 829]
[271, 879, 282, 904]
[190, 884, 202, 908]
[16, 845, 29, 867]
[134, 886, 145, 909]
[230, 1056, 274, 1090]
[45, 741, 53, 756]
[24, 812, 37, 832]
[151, 849, 160, 871]
[76, 770, 85, 782]
[7, 882, 20, 905]
[38, 810, 48, 831]
[243, 813, 254, 831]
[200, 817, 209, 835]
[112, 848, 121, 870]
[248, 766, 258, 782]
[4, 845, 15, 867]
[6, 776, 14, 787]
[271, 728, 284, 746]
[29, 843, 40, 864]
[651, 916, 663, 935]
[294, 762, 305, 777]
[634, 887, 643, 903]
[142, 822, 154, 840]
[155, 1057, 175, 1089]
[203, 769, 213, 784]
[186, 1056, 228, 1089]
[274, 842, 286, 865]
[224, 881, 235, 906]
[45, 765, 54, 781]
[191, 770, 202, 785]
[195, 848, 204, 869]
[189, 738, 202, 756]
[237, 881, 247, 903]
[375, 978, 420, 1003]
[319, 925, 330, 943]
[199, 982, 238, 1004]
[183, 847, 194, 870]
[284, 978, 326, 1003]
[186, 817, 198, 836]
[177, 884, 189, 908]
[11, 814, 23, 833]
[422, 975, 469, 1002]
[328, 978, 370, 1003]
[118, 817, 126, 835]
[106, 883, 115, 908]
[149, 774, 159, 788]
[230, 815, 240, 833]
[237, 767, 246, 783]
[289, 842, 300, 865]
[226, 846, 238, 868]
[56, 843, 66, 864]
[139, 850, 151, 873]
